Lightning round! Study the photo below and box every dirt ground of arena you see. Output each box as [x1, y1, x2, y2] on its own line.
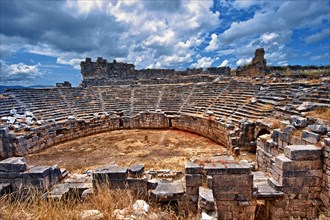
[26, 129, 254, 173]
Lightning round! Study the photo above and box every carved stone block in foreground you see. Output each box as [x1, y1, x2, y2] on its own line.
[0, 157, 64, 190]
[0, 157, 27, 172]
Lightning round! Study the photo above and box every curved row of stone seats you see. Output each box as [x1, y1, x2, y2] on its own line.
[180, 82, 227, 115]
[131, 85, 161, 115]
[256, 82, 330, 118]
[6, 89, 72, 121]
[96, 86, 132, 116]
[0, 95, 28, 117]
[205, 82, 262, 122]
[136, 75, 216, 85]
[59, 88, 103, 118]
[82, 75, 215, 87]
[292, 84, 330, 105]
[158, 84, 194, 112]
[1, 80, 328, 127]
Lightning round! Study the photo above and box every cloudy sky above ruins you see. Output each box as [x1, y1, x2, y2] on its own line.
[0, 0, 329, 86]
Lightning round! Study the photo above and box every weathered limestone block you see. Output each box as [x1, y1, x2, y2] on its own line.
[23, 166, 54, 189]
[271, 129, 281, 143]
[128, 164, 144, 177]
[92, 165, 128, 189]
[275, 154, 322, 170]
[265, 143, 324, 220]
[150, 179, 185, 201]
[0, 183, 11, 195]
[185, 161, 203, 174]
[185, 174, 202, 187]
[126, 177, 147, 196]
[198, 186, 216, 211]
[290, 115, 307, 128]
[283, 125, 296, 135]
[309, 122, 328, 134]
[204, 163, 251, 175]
[45, 182, 90, 200]
[324, 138, 330, 146]
[0, 170, 23, 188]
[284, 145, 322, 161]
[0, 157, 27, 172]
[301, 130, 321, 144]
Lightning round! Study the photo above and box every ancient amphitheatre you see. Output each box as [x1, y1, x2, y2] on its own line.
[0, 48, 329, 219]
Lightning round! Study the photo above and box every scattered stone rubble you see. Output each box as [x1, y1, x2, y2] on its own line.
[0, 124, 330, 219]
[0, 157, 65, 192]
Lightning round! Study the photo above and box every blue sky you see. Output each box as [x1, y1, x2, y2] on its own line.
[0, 0, 329, 86]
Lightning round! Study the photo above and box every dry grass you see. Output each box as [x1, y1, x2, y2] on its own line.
[306, 107, 330, 124]
[270, 119, 281, 129]
[259, 104, 274, 111]
[0, 187, 192, 220]
[292, 129, 303, 138]
[302, 69, 330, 75]
[304, 78, 322, 84]
[284, 69, 293, 77]
[245, 97, 251, 103]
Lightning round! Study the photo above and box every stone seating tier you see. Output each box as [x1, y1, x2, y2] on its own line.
[1, 80, 329, 128]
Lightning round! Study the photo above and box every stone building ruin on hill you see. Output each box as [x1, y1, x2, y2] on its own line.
[236, 48, 267, 76]
[80, 57, 231, 86]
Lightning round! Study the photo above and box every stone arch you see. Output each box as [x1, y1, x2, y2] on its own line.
[255, 128, 270, 139]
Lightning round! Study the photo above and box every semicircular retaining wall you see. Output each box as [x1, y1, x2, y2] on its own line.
[0, 112, 232, 158]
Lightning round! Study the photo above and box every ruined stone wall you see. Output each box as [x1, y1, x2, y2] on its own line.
[80, 57, 230, 86]
[321, 138, 330, 215]
[0, 113, 232, 158]
[236, 48, 266, 76]
[0, 157, 63, 191]
[257, 128, 330, 218]
[171, 114, 231, 148]
[81, 57, 135, 80]
[0, 116, 121, 157]
[183, 157, 256, 219]
[265, 145, 323, 219]
[122, 112, 169, 129]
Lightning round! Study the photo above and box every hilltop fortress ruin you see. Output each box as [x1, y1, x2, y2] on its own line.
[0, 49, 329, 219]
[80, 57, 230, 86]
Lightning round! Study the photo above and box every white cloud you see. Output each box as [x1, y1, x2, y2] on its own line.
[236, 58, 252, 66]
[205, 33, 219, 51]
[220, 1, 329, 45]
[99, 0, 220, 69]
[144, 30, 175, 47]
[311, 54, 330, 61]
[0, 60, 44, 85]
[216, 49, 235, 56]
[219, 59, 230, 67]
[233, 0, 260, 9]
[261, 33, 279, 43]
[191, 57, 214, 68]
[56, 57, 82, 69]
[66, 0, 104, 15]
[1, 0, 220, 73]
[305, 29, 330, 44]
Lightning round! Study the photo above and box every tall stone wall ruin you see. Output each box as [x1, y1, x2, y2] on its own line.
[80, 58, 230, 86]
[236, 48, 267, 76]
